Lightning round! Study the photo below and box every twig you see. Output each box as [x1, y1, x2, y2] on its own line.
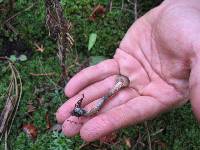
[4, 130, 8, 150]
[144, 121, 152, 150]
[29, 72, 55, 76]
[0, 60, 22, 143]
[134, 0, 138, 21]
[37, 57, 62, 88]
[7, 62, 22, 136]
[37, 58, 63, 105]
[150, 128, 164, 137]
[127, 0, 134, 5]
[3, 3, 35, 24]
[132, 130, 145, 150]
[79, 142, 90, 149]
[5, 22, 18, 34]
[121, 0, 124, 10]
[108, 0, 112, 12]
[0, 97, 15, 134]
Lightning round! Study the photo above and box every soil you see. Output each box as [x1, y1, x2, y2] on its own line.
[0, 35, 32, 57]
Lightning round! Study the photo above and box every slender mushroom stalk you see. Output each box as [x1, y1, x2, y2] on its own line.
[71, 75, 130, 117]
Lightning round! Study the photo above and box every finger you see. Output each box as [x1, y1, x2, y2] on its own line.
[114, 48, 150, 92]
[65, 59, 119, 97]
[56, 75, 117, 123]
[189, 62, 200, 122]
[61, 116, 87, 137]
[62, 116, 87, 137]
[62, 88, 139, 137]
[80, 96, 167, 142]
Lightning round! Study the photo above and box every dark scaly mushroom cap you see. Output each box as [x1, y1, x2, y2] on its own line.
[71, 107, 86, 117]
[116, 75, 130, 88]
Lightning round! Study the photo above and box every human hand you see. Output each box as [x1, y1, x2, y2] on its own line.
[56, 0, 200, 142]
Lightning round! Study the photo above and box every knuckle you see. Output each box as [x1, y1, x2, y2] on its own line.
[97, 59, 118, 75]
[79, 67, 93, 80]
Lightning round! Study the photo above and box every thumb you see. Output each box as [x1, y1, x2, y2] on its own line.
[189, 58, 200, 122]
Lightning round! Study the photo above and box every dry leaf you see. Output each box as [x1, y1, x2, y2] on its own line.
[27, 101, 35, 114]
[89, 4, 106, 21]
[22, 124, 38, 139]
[34, 42, 45, 52]
[125, 137, 132, 148]
[45, 112, 51, 129]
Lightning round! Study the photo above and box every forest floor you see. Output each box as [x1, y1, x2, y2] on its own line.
[0, 0, 200, 149]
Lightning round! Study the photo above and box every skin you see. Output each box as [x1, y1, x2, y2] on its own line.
[56, 0, 200, 142]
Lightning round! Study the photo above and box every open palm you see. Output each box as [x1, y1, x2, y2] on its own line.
[56, 0, 200, 141]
